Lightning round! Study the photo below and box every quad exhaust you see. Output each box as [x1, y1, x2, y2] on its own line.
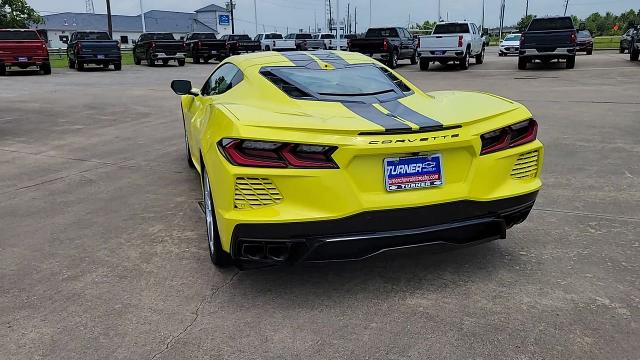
[241, 242, 290, 262]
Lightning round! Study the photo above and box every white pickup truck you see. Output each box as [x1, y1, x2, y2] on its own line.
[312, 33, 348, 50]
[254, 33, 296, 51]
[417, 21, 485, 70]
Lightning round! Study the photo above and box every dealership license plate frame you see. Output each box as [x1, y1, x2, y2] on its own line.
[435, 51, 445, 55]
[384, 154, 444, 192]
[18, 57, 28, 62]
[97, 55, 105, 59]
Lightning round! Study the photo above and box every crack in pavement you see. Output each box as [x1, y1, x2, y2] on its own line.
[532, 207, 640, 222]
[149, 270, 241, 360]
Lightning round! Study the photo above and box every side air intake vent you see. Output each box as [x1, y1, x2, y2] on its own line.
[511, 150, 539, 179]
[234, 177, 283, 209]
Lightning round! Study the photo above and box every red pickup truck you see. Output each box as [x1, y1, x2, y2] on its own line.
[0, 29, 51, 75]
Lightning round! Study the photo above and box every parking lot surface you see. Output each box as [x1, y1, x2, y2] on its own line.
[1, 49, 638, 359]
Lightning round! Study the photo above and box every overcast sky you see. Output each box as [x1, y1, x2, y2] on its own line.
[27, 0, 639, 34]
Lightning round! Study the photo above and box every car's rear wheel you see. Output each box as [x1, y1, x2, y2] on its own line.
[518, 57, 527, 70]
[68, 58, 75, 69]
[410, 50, 418, 65]
[566, 55, 575, 69]
[419, 57, 429, 71]
[586, 49, 593, 55]
[475, 47, 485, 64]
[147, 53, 155, 67]
[619, 43, 625, 53]
[177, 59, 186, 66]
[162, 59, 169, 65]
[114, 62, 122, 71]
[0, 64, 6, 76]
[193, 56, 200, 64]
[134, 54, 141, 65]
[202, 167, 233, 267]
[631, 47, 640, 61]
[459, 51, 470, 70]
[41, 63, 51, 75]
[387, 50, 398, 69]
[102, 63, 110, 69]
[76, 61, 84, 71]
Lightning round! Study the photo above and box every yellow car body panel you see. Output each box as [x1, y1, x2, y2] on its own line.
[177, 51, 543, 263]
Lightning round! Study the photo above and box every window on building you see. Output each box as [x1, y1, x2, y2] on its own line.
[120, 35, 129, 45]
[59, 35, 69, 44]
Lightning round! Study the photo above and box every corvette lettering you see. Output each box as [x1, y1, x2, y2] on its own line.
[369, 134, 460, 145]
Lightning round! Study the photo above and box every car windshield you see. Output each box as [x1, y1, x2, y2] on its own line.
[504, 34, 521, 41]
[76, 32, 111, 40]
[366, 28, 399, 37]
[527, 17, 574, 31]
[0, 30, 40, 40]
[578, 31, 591, 38]
[433, 23, 470, 34]
[149, 33, 175, 40]
[269, 65, 398, 96]
[264, 33, 282, 40]
[230, 35, 251, 41]
[296, 33, 313, 39]
[321, 34, 335, 39]
[191, 33, 217, 40]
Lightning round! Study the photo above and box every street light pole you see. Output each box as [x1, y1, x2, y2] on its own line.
[525, 0, 529, 17]
[253, 0, 258, 35]
[564, 0, 569, 16]
[106, 0, 113, 37]
[139, 0, 145, 32]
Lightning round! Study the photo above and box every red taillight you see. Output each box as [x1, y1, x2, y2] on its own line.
[220, 139, 338, 169]
[458, 35, 463, 48]
[272, 40, 276, 47]
[196, 40, 202, 49]
[150, 41, 156, 50]
[480, 119, 538, 155]
[383, 38, 389, 51]
[520, 34, 525, 47]
[570, 31, 577, 44]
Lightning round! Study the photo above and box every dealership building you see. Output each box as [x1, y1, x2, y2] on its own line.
[31, 4, 232, 49]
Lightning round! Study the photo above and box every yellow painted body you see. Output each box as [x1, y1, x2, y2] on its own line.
[180, 51, 543, 252]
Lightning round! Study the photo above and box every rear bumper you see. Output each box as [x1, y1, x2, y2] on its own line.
[499, 46, 520, 54]
[77, 54, 121, 64]
[231, 191, 538, 264]
[191, 49, 222, 57]
[418, 49, 465, 60]
[519, 47, 576, 58]
[0, 56, 49, 67]
[152, 52, 186, 60]
[576, 43, 593, 51]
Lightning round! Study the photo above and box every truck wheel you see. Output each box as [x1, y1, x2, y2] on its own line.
[518, 57, 527, 70]
[459, 51, 470, 70]
[193, 56, 200, 64]
[0, 64, 6, 76]
[76, 61, 84, 71]
[387, 50, 398, 69]
[566, 55, 576, 69]
[177, 59, 186, 67]
[586, 49, 593, 55]
[419, 58, 430, 71]
[631, 47, 640, 61]
[134, 54, 141, 65]
[264, 45, 270, 51]
[114, 62, 122, 71]
[475, 47, 485, 64]
[102, 63, 110, 69]
[410, 50, 418, 65]
[68, 58, 75, 69]
[41, 63, 51, 75]
[147, 53, 155, 67]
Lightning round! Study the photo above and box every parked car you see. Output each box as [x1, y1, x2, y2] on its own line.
[312, 33, 347, 50]
[348, 27, 417, 68]
[0, 29, 50, 75]
[219, 34, 261, 58]
[185, 32, 226, 64]
[133, 32, 186, 66]
[284, 33, 325, 50]
[169, 51, 543, 267]
[619, 27, 638, 54]
[499, 33, 521, 56]
[417, 21, 485, 70]
[254, 33, 296, 51]
[576, 30, 593, 55]
[518, 16, 577, 70]
[631, 29, 640, 61]
[66, 31, 121, 71]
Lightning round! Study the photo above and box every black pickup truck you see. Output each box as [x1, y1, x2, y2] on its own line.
[630, 29, 640, 62]
[66, 31, 121, 71]
[133, 32, 186, 67]
[219, 34, 261, 59]
[348, 27, 417, 68]
[518, 16, 577, 70]
[184, 32, 226, 64]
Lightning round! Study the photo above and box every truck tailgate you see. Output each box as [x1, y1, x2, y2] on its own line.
[154, 41, 185, 54]
[77, 40, 120, 55]
[349, 38, 385, 53]
[419, 34, 461, 50]
[522, 30, 574, 49]
[0, 41, 47, 57]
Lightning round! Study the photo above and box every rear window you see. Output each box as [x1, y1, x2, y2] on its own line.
[0, 30, 40, 40]
[229, 35, 251, 41]
[527, 17, 575, 31]
[296, 33, 313, 39]
[75, 32, 111, 41]
[366, 28, 399, 38]
[432, 23, 470, 34]
[504, 34, 521, 41]
[578, 31, 591, 38]
[149, 33, 175, 40]
[264, 33, 282, 40]
[265, 65, 399, 97]
[321, 34, 335, 39]
[191, 33, 217, 40]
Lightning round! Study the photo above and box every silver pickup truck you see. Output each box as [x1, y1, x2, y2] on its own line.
[284, 33, 325, 50]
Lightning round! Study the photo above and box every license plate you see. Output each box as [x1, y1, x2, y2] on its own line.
[384, 154, 444, 192]
[435, 51, 445, 55]
[211, 50, 217, 54]
[18, 57, 28, 62]
[97, 55, 105, 59]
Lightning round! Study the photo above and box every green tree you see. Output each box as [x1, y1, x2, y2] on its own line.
[0, 0, 42, 28]
[517, 15, 536, 31]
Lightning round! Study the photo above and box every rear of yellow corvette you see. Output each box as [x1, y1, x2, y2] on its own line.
[179, 51, 543, 265]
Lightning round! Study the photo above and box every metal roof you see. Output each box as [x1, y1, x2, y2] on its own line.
[195, 4, 227, 13]
[33, 10, 217, 33]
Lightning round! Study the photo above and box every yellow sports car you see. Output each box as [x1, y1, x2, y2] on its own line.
[170, 51, 543, 267]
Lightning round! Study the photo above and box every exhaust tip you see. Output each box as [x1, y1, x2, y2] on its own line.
[266, 244, 290, 261]
[241, 243, 265, 260]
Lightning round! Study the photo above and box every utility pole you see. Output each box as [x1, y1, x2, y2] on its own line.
[347, 3, 350, 34]
[253, 0, 258, 35]
[438, 0, 441, 21]
[354, 7, 357, 33]
[525, 0, 529, 17]
[481, 0, 485, 31]
[498, 0, 505, 42]
[139, 0, 146, 33]
[336, 0, 340, 38]
[314, 11, 317, 33]
[228, 0, 235, 34]
[369, 0, 372, 28]
[329, 0, 332, 33]
[564, 0, 569, 16]
[85, 0, 95, 13]
[106, 0, 113, 37]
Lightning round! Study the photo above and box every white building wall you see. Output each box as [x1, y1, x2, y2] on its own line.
[196, 10, 232, 36]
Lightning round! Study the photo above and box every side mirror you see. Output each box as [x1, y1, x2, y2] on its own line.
[171, 80, 199, 96]
[62, 39, 69, 45]
[180, 36, 185, 41]
[482, 29, 489, 36]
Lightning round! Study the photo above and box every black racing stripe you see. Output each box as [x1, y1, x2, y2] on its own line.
[380, 100, 442, 128]
[280, 52, 320, 68]
[343, 103, 412, 131]
[311, 50, 349, 67]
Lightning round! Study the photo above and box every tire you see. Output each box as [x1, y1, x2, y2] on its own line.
[41, 63, 51, 75]
[459, 50, 470, 70]
[114, 62, 122, 71]
[518, 57, 527, 70]
[619, 44, 625, 54]
[203, 57, 210, 63]
[566, 55, 575, 69]
[387, 50, 398, 69]
[0, 64, 6, 76]
[631, 47, 640, 61]
[475, 47, 485, 64]
[177, 59, 186, 67]
[264, 45, 271, 51]
[76, 61, 84, 71]
[202, 167, 233, 267]
[193, 56, 200, 64]
[147, 53, 155, 67]
[183, 120, 195, 169]
[586, 49, 593, 56]
[68, 58, 75, 69]
[134, 54, 141, 65]
[162, 59, 169, 65]
[410, 50, 418, 65]
[419, 57, 430, 71]
[498, 52, 504, 57]
[102, 63, 110, 69]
